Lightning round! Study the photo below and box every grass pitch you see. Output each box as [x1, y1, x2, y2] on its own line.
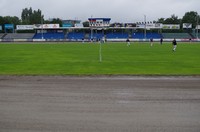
[0, 42, 200, 75]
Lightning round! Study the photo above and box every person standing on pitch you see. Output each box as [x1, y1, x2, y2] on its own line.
[172, 38, 177, 51]
[150, 38, 153, 46]
[126, 38, 130, 47]
[160, 38, 163, 45]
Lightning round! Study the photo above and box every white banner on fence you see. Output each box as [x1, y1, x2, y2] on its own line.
[136, 23, 162, 29]
[75, 23, 83, 27]
[183, 23, 192, 29]
[34, 24, 60, 29]
[162, 24, 180, 29]
[16, 25, 34, 30]
[196, 25, 200, 29]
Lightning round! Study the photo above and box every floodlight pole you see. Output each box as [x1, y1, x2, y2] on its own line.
[144, 15, 147, 39]
[41, 15, 44, 39]
[90, 15, 93, 41]
[197, 15, 199, 40]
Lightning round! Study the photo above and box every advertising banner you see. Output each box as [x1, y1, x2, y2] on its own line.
[136, 24, 145, 28]
[146, 23, 162, 29]
[34, 24, 60, 29]
[62, 23, 73, 27]
[162, 24, 180, 29]
[183, 23, 192, 28]
[5, 24, 14, 29]
[16, 25, 34, 30]
[196, 25, 200, 29]
[125, 23, 136, 27]
[136, 23, 162, 29]
[75, 23, 83, 27]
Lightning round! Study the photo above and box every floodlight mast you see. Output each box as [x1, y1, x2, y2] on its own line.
[197, 14, 199, 40]
[144, 15, 147, 39]
[90, 15, 93, 41]
[41, 15, 44, 39]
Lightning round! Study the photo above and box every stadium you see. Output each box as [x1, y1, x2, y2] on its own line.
[1, 12, 200, 132]
[0, 17, 199, 42]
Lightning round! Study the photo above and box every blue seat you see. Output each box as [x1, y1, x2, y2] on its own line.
[67, 32, 85, 39]
[132, 33, 162, 39]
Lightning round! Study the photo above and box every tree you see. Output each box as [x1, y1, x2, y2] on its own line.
[21, 8, 32, 24]
[165, 14, 180, 24]
[45, 18, 63, 27]
[0, 16, 5, 25]
[0, 16, 20, 32]
[83, 21, 89, 27]
[157, 18, 165, 23]
[157, 14, 181, 24]
[3, 16, 21, 25]
[21, 7, 43, 24]
[182, 11, 199, 28]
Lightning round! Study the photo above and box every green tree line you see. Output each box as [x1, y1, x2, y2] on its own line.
[0, 7, 62, 32]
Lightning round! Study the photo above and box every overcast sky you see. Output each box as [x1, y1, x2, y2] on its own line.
[0, 0, 200, 23]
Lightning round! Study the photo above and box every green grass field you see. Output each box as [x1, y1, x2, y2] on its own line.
[0, 42, 200, 75]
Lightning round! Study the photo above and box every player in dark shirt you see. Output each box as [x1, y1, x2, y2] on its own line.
[172, 38, 177, 51]
[150, 38, 153, 46]
[160, 38, 163, 45]
[126, 38, 130, 47]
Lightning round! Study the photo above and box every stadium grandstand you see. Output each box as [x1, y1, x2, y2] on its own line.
[0, 32, 195, 42]
[132, 33, 162, 39]
[0, 17, 199, 42]
[67, 32, 85, 40]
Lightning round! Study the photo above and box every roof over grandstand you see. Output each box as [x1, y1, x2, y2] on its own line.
[1, 0, 200, 23]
